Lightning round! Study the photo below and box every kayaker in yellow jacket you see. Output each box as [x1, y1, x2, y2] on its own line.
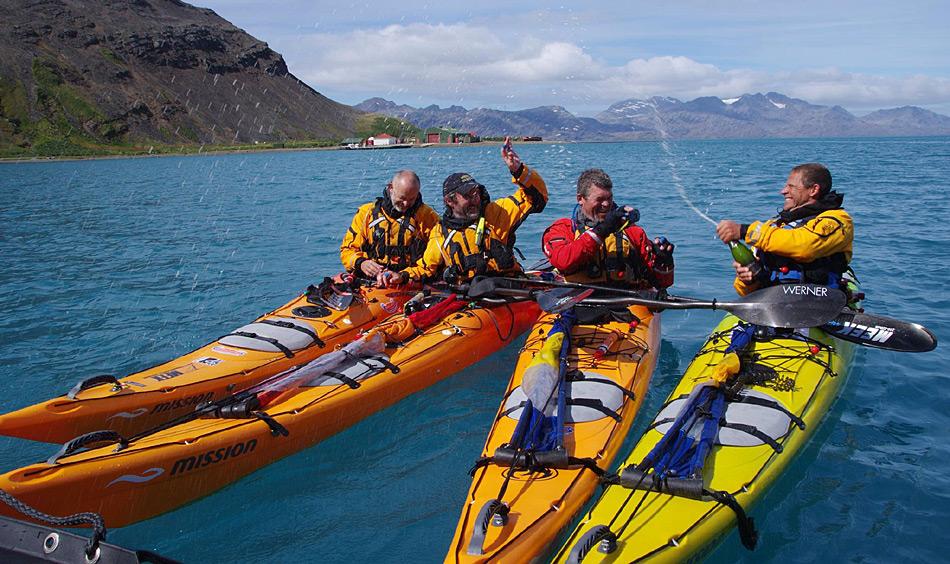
[716, 163, 853, 296]
[381, 138, 548, 286]
[340, 170, 440, 286]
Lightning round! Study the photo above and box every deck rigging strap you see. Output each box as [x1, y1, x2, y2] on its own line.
[257, 319, 324, 347]
[226, 331, 295, 358]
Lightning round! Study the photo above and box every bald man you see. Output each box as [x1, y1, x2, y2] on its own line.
[340, 170, 440, 286]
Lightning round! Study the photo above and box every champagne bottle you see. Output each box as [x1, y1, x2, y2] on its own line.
[728, 240, 762, 277]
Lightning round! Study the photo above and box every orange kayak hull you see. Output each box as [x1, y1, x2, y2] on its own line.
[0, 285, 412, 443]
[447, 306, 660, 562]
[0, 300, 540, 527]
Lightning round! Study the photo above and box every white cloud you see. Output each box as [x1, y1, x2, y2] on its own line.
[284, 22, 950, 115]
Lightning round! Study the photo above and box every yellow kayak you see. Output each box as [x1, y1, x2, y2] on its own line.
[0, 279, 411, 443]
[554, 314, 855, 563]
[447, 304, 660, 562]
[0, 298, 540, 527]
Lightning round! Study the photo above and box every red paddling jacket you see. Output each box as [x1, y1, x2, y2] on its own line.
[542, 214, 673, 289]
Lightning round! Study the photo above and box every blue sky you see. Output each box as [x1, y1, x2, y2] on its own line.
[195, 1, 950, 116]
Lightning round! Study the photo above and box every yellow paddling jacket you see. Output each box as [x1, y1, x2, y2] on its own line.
[340, 194, 440, 274]
[735, 204, 853, 296]
[402, 165, 548, 283]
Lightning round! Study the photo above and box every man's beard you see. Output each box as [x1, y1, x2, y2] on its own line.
[459, 204, 480, 220]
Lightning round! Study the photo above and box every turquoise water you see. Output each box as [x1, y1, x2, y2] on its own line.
[1, 139, 947, 562]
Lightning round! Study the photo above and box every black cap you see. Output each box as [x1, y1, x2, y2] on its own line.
[443, 172, 483, 197]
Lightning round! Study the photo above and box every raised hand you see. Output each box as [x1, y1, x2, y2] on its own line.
[501, 136, 522, 174]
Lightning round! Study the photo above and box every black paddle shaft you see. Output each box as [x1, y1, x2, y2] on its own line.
[488, 277, 846, 329]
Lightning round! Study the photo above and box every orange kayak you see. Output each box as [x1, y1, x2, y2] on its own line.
[0, 279, 412, 443]
[0, 298, 540, 527]
[447, 305, 660, 562]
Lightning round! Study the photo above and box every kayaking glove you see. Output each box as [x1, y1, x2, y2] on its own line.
[653, 237, 675, 269]
[593, 207, 628, 239]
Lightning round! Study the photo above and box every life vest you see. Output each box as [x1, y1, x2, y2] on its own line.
[361, 194, 429, 271]
[401, 165, 548, 284]
[435, 187, 519, 281]
[758, 213, 850, 288]
[567, 214, 656, 287]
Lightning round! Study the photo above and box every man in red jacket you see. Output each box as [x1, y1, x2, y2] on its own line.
[542, 168, 674, 290]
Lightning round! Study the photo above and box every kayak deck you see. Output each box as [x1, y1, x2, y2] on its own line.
[448, 306, 660, 563]
[0, 284, 411, 443]
[555, 314, 855, 563]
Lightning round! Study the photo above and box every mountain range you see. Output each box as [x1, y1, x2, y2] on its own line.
[357, 94, 950, 141]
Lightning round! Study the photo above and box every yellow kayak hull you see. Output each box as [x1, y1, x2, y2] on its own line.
[555, 314, 855, 563]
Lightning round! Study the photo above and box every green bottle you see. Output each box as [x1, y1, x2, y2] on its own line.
[728, 240, 762, 276]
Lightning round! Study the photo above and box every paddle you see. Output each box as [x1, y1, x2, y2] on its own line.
[465, 277, 593, 314]
[534, 287, 595, 314]
[821, 310, 937, 352]
[478, 276, 846, 328]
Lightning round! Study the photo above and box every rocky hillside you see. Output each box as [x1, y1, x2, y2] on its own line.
[359, 93, 950, 141]
[0, 0, 362, 155]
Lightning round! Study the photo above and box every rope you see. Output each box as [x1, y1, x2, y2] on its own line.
[0, 487, 106, 560]
[482, 300, 516, 342]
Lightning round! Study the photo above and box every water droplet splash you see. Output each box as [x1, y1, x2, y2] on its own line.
[649, 101, 718, 227]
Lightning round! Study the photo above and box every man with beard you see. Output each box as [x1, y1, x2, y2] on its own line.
[541, 168, 674, 290]
[340, 170, 440, 286]
[716, 162, 853, 296]
[381, 138, 548, 286]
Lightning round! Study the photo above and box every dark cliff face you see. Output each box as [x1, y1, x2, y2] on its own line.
[0, 0, 361, 154]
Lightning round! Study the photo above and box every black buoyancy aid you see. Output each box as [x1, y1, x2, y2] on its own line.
[365, 189, 427, 270]
[760, 191, 849, 287]
[440, 187, 516, 278]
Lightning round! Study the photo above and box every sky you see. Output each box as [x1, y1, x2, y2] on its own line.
[194, 0, 950, 117]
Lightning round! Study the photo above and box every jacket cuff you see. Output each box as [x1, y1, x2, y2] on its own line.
[739, 224, 749, 240]
[353, 257, 366, 274]
[511, 163, 527, 183]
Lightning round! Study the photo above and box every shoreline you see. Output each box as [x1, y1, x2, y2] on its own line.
[0, 140, 561, 165]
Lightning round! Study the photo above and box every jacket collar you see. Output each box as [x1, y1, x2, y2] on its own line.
[777, 190, 844, 224]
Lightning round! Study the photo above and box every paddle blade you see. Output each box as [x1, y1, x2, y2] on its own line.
[535, 287, 594, 314]
[465, 276, 531, 300]
[726, 284, 847, 328]
[822, 311, 937, 352]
